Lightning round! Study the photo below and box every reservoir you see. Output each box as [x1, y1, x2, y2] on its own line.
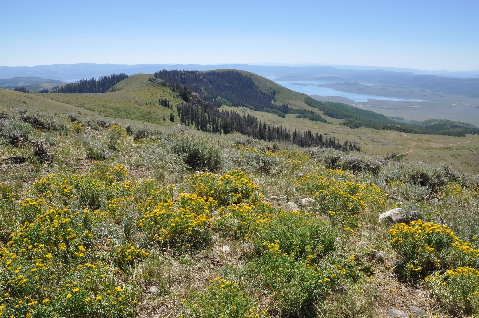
[274, 80, 428, 103]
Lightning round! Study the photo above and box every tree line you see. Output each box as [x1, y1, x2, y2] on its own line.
[43, 73, 128, 93]
[169, 83, 359, 151]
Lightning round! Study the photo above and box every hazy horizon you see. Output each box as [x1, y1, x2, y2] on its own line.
[1, 62, 479, 76]
[2, 0, 479, 71]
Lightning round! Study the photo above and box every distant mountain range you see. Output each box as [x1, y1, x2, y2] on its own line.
[2, 64, 479, 126]
[1, 63, 479, 97]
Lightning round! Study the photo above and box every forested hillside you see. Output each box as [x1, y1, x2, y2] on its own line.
[152, 71, 357, 151]
[153, 70, 326, 121]
[46, 73, 128, 93]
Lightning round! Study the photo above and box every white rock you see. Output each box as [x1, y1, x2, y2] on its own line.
[379, 208, 422, 225]
[287, 201, 300, 211]
[299, 198, 315, 207]
[149, 285, 159, 294]
[387, 308, 408, 318]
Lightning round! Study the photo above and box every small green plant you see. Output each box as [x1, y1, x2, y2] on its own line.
[186, 278, 267, 318]
[426, 267, 479, 315]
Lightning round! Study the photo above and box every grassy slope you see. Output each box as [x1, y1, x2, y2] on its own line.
[0, 88, 94, 116]
[221, 105, 479, 174]
[38, 74, 182, 126]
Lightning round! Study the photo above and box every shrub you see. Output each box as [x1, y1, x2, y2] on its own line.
[107, 124, 126, 150]
[381, 162, 452, 197]
[114, 244, 149, 272]
[138, 193, 215, 250]
[339, 156, 381, 175]
[434, 183, 479, 244]
[173, 136, 222, 172]
[389, 220, 479, 282]
[0, 118, 33, 146]
[247, 248, 344, 317]
[214, 202, 273, 240]
[232, 147, 281, 174]
[21, 112, 65, 131]
[0, 165, 142, 318]
[187, 170, 262, 206]
[186, 278, 267, 318]
[254, 211, 336, 263]
[84, 138, 110, 161]
[426, 267, 479, 315]
[297, 169, 386, 227]
[71, 121, 85, 133]
[0, 259, 138, 317]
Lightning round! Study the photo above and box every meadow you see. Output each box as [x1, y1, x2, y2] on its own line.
[0, 74, 478, 317]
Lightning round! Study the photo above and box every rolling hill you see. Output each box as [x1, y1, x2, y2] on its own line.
[0, 77, 64, 91]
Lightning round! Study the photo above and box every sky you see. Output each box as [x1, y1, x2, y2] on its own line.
[1, 0, 479, 71]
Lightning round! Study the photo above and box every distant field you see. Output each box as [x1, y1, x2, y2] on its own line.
[221, 105, 479, 174]
[275, 79, 479, 126]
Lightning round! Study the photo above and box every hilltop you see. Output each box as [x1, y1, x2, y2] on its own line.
[0, 77, 64, 92]
[1, 70, 479, 317]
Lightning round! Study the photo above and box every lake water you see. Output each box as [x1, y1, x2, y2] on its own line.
[273, 80, 428, 103]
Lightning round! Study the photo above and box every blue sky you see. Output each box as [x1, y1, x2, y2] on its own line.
[1, 0, 479, 70]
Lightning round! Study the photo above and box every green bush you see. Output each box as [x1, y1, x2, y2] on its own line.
[0, 118, 33, 146]
[84, 138, 110, 161]
[389, 220, 479, 283]
[186, 278, 266, 318]
[173, 136, 222, 172]
[254, 211, 336, 263]
[426, 267, 479, 315]
[247, 249, 344, 317]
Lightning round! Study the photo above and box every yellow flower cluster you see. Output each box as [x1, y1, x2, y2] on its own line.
[426, 266, 479, 314]
[138, 192, 216, 248]
[297, 169, 386, 226]
[115, 244, 149, 271]
[216, 202, 273, 239]
[0, 165, 140, 317]
[187, 170, 262, 206]
[390, 220, 479, 281]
